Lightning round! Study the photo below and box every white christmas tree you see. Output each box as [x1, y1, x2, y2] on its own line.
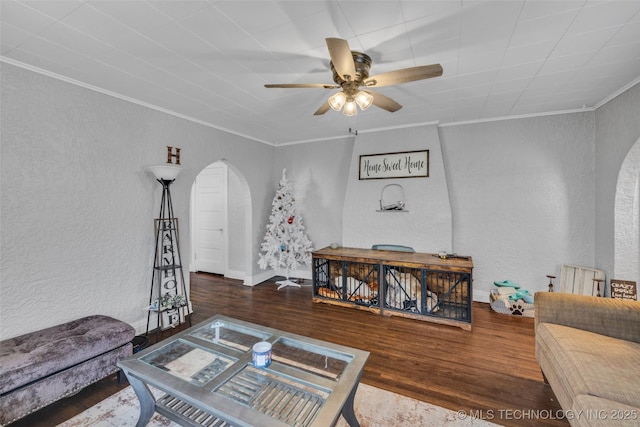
[258, 169, 313, 290]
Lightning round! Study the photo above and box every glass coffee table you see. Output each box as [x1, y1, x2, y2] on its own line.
[118, 315, 369, 427]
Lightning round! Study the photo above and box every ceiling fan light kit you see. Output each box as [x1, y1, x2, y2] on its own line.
[355, 91, 374, 110]
[342, 99, 358, 116]
[265, 38, 443, 116]
[328, 91, 346, 111]
[328, 90, 373, 116]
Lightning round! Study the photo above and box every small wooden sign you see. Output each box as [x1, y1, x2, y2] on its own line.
[610, 279, 637, 300]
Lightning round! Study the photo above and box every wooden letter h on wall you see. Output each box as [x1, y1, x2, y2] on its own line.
[167, 146, 181, 165]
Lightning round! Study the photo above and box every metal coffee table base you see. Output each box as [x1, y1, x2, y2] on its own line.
[126, 373, 361, 427]
[118, 316, 368, 427]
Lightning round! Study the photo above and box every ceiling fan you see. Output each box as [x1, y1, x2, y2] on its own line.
[265, 38, 443, 116]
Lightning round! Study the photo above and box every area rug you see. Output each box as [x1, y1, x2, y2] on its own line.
[58, 383, 498, 427]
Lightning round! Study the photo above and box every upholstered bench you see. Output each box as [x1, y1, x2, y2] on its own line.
[0, 315, 135, 425]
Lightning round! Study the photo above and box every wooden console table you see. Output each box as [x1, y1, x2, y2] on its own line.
[312, 247, 474, 330]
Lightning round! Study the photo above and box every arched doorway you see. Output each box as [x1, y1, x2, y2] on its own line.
[614, 137, 640, 298]
[190, 160, 252, 282]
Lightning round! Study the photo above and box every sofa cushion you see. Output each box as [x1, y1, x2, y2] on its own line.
[537, 322, 640, 410]
[0, 315, 135, 394]
[535, 293, 640, 344]
[572, 395, 640, 427]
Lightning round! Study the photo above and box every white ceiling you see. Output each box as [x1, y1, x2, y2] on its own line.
[2, 1, 640, 145]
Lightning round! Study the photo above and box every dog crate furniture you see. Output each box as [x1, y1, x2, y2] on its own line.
[313, 247, 473, 330]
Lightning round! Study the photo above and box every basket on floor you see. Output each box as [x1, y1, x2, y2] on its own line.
[490, 289, 534, 317]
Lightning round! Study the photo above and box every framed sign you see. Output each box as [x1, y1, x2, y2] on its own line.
[359, 150, 429, 180]
[610, 279, 637, 300]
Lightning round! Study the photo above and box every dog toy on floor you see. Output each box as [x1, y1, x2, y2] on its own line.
[493, 280, 520, 289]
[509, 290, 530, 301]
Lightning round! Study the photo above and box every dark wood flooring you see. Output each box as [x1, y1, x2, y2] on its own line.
[12, 273, 567, 427]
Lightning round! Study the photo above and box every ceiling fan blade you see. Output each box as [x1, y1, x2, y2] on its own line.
[314, 101, 331, 115]
[326, 38, 356, 82]
[265, 83, 339, 89]
[365, 64, 443, 87]
[365, 90, 402, 112]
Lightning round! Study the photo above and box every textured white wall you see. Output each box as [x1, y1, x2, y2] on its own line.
[274, 137, 355, 252]
[595, 83, 640, 291]
[1, 64, 274, 339]
[614, 139, 640, 289]
[226, 165, 250, 276]
[440, 114, 596, 299]
[342, 125, 453, 253]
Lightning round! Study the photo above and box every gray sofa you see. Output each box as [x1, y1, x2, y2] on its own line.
[0, 315, 135, 425]
[535, 292, 640, 426]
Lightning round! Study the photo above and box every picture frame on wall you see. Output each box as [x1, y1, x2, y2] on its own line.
[359, 150, 429, 180]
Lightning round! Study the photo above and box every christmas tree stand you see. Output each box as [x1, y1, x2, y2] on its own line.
[276, 274, 301, 290]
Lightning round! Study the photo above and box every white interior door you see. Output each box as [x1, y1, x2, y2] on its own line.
[195, 163, 227, 274]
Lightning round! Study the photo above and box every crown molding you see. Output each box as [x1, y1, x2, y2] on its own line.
[1, 57, 274, 147]
[593, 76, 640, 110]
[4, 56, 637, 148]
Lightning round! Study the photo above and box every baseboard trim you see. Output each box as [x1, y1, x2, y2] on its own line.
[244, 270, 275, 286]
[131, 318, 148, 336]
[245, 269, 313, 286]
[224, 269, 245, 281]
[473, 289, 490, 303]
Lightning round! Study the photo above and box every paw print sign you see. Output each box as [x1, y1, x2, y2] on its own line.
[510, 302, 525, 316]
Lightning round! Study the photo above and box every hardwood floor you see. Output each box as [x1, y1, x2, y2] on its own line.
[12, 273, 568, 427]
